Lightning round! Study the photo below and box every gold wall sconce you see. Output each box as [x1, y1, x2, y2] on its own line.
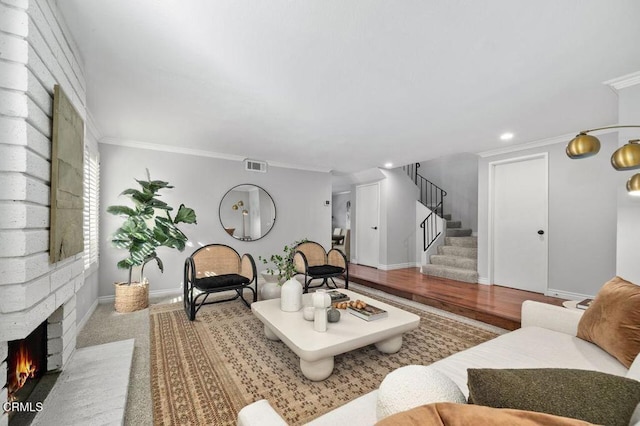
[231, 201, 249, 237]
[566, 125, 640, 196]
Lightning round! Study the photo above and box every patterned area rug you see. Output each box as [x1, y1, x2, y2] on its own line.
[150, 288, 501, 425]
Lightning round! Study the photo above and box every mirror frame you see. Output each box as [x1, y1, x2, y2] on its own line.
[218, 184, 276, 241]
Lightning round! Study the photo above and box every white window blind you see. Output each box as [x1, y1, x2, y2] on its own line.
[83, 145, 100, 270]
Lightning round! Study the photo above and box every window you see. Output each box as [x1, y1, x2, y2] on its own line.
[83, 145, 100, 271]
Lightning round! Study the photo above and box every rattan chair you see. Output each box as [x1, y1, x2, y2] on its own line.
[183, 244, 257, 320]
[293, 241, 348, 293]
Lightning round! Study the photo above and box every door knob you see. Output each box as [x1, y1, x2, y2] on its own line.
[371, 226, 378, 230]
[537, 230, 544, 235]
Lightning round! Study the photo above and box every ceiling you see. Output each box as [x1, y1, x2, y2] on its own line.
[57, 0, 640, 174]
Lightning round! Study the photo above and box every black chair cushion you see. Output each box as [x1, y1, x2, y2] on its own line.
[194, 273, 250, 290]
[308, 265, 344, 277]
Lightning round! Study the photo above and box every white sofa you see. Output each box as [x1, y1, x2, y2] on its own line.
[237, 301, 638, 426]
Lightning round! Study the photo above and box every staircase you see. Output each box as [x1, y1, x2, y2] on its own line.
[403, 163, 479, 284]
[421, 216, 479, 284]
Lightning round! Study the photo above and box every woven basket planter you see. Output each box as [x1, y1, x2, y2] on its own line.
[114, 280, 149, 313]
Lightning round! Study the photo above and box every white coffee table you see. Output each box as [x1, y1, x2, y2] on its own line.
[251, 289, 420, 381]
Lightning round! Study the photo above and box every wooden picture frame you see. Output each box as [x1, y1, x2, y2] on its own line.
[49, 84, 85, 263]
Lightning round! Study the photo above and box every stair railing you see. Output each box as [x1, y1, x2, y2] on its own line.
[403, 163, 447, 251]
[420, 212, 441, 252]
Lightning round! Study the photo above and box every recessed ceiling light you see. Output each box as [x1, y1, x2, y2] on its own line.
[384, 162, 393, 168]
[500, 132, 514, 141]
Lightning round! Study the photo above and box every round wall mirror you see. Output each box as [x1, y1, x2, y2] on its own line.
[219, 184, 276, 241]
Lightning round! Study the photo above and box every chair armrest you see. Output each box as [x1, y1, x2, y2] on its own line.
[293, 251, 308, 274]
[327, 249, 347, 269]
[237, 400, 287, 426]
[521, 300, 584, 336]
[183, 257, 196, 289]
[240, 254, 257, 281]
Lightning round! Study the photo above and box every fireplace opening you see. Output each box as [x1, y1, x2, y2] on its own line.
[6, 322, 47, 411]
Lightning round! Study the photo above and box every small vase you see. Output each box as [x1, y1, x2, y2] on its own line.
[280, 278, 302, 312]
[313, 290, 331, 332]
[261, 281, 281, 300]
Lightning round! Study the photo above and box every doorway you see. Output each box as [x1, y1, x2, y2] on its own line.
[489, 154, 548, 293]
[356, 182, 380, 268]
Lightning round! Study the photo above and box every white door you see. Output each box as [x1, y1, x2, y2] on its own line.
[356, 182, 380, 267]
[491, 155, 548, 293]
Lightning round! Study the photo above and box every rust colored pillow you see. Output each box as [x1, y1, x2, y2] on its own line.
[577, 276, 640, 368]
[375, 403, 595, 426]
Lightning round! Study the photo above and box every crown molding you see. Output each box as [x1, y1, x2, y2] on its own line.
[477, 125, 619, 158]
[603, 71, 640, 92]
[99, 137, 331, 173]
[266, 160, 330, 173]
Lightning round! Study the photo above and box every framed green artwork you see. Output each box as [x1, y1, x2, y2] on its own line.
[49, 84, 85, 263]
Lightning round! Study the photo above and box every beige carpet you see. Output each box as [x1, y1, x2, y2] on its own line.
[149, 289, 501, 425]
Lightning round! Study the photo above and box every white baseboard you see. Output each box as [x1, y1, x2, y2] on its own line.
[98, 287, 182, 304]
[545, 288, 593, 300]
[77, 299, 98, 333]
[477, 277, 490, 285]
[377, 262, 419, 271]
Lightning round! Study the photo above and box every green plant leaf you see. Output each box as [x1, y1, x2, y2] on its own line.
[120, 188, 154, 204]
[147, 198, 171, 210]
[174, 204, 197, 224]
[139, 206, 155, 219]
[107, 205, 137, 217]
[137, 179, 173, 194]
[109, 171, 197, 277]
[117, 258, 134, 269]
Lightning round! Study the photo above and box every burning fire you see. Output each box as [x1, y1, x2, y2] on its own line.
[8, 343, 39, 399]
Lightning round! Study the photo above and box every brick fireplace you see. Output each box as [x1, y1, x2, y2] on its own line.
[0, 258, 82, 425]
[0, 1, 91, 425]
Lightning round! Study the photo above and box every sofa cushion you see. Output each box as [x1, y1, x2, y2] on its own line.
[429, 326, 628, 398]
[376, 365, 465, 420]
[375, 402, 596, 426]
[467, 368, 640, 426]
[577, 276, 640, 368]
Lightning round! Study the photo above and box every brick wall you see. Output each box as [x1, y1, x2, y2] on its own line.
[0, 1, 88, 423]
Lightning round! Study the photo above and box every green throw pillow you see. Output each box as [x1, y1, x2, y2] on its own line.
[467, 368, 640, 426]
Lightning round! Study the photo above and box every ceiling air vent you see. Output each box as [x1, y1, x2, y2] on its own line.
[245, 159, 268, 173]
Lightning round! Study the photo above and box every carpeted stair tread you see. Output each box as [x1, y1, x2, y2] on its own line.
[446, 228, 472, 237]
[430, 254, 477, 270]
[444, 236, 477, 248]
[422, 264, 479, 283]
[422, 213, 478, 283]
[437, 245, 477, 259]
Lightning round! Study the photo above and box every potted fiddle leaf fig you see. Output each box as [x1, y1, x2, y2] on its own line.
[107, 169, 197, 312]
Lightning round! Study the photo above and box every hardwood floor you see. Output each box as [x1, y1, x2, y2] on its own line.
[348, 264, 566, 330]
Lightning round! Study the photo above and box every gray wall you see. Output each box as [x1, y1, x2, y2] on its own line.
[76, 270, 99, 325]
[342, 168, 417, 268]
[478, 134, 619, 298]
[419, 153, 479, 232]
[380, 168, 418, 268]
[99, 143, 331, 297]
[616, 84, 640, 284]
